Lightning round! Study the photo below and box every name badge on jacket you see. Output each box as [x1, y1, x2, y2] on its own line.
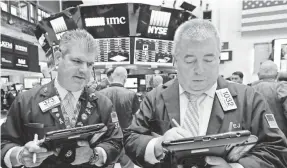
[39, 96, 61, 113]
[216, 88, 237, 111]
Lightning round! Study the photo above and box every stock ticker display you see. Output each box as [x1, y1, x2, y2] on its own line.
[134, 38, 173, 66]
[95, 38, 130, 65]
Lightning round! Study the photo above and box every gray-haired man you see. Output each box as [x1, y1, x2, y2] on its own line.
[124, 19, 287, 168]
[1, 29, 123, 168]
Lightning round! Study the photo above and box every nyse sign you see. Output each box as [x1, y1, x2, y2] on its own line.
[148, 11, 171, 36]
[148, 26, 168, 35]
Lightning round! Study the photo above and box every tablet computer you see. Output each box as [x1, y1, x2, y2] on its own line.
[40, 123, 107, 150]
[162, 130, 252, 167]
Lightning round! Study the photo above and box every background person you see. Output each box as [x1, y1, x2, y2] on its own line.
[100, 66, 140, 168]
[231, 71, 244, 84]
[251, 60, 287, 136]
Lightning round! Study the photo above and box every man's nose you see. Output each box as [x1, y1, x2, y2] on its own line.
[194, 61, 204, 74]
[79, 63, 89, 72]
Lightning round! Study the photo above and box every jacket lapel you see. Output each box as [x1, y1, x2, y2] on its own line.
[76, 87, 97, 127]
[39, 80, 66, 129]
[161, 79, 180, 125]
[207, 77, 238, 134]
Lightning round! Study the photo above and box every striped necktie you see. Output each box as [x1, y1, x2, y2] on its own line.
[182, 91, 199, 137]
[61, 92, 76, 127]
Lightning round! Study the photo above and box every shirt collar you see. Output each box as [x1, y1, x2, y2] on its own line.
[54, 77, 83, 101]
[110, 82, 124, 87]
[179, 82, 217, 98]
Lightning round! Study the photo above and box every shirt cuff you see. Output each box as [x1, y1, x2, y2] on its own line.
[95, 147, 107, 166]
[4, 146, 23, 168]
[144, 137, 161, 164]
[229, 163, 244, 168]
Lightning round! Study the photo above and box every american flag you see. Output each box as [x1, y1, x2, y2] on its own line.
[241, 0, 287, 32]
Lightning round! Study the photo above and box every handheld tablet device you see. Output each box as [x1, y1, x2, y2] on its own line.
[40, 123, 107, 150]
[162, 130, 252, 167]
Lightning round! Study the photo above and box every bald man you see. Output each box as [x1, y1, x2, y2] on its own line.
[100, 67, 140, 168]
[152, 75, 163, 88]
[252, 60, 287, 136]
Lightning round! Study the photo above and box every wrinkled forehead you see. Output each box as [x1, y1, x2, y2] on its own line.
[175, 37, 220, 55]
[67, 47, 96, 60]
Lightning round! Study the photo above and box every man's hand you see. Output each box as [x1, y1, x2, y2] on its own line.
[19, 139, 54, 167]
[205, 156, 232, 168]
[71, 141, 93, 165]
[154, 127, 192, 159]
[93, 147, 107, 167]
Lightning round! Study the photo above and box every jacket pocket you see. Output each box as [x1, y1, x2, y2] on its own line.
[24, 123, 58, 141]
[149, 119, 171, 135]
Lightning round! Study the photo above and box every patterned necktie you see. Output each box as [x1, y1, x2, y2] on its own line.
[61, 92, 76, 127]
[182, 91, 199, 137]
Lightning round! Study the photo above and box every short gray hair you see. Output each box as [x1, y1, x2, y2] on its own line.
[59, 29, 96, 55]
[173, 19, 221, 56]
[258, 60, 278, 80]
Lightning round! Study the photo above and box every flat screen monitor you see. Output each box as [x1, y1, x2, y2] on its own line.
[94, 38, 130, 65]
[41, 78, 52, 85]
[24, 78, 40, 89]
[220, 51, 232, 61]
[128, 89, 137, 93]
[125, 78, 137, 88]
[15, 84, 23, 91]
[134, 37, 173, 66]
[136, 4, 193, 40]
[80, 3, 129, 38]
[140, 79, 146, 85]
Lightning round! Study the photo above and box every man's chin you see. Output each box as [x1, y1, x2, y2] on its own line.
[68, 83, 86, 92]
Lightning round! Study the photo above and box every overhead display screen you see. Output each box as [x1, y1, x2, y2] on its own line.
[136, 4, 193, 40]
[95, 37, 130, 65]
[134, 37, 173, 66]
[81, 3, 130, 38]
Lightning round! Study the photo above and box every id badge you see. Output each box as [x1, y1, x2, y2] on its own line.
[39, 96, 61, 113]
[216, 88, 237, 111]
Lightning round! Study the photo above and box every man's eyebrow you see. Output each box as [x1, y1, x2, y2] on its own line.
[184, 55, 195, 57]
[204, 53, 215, 57]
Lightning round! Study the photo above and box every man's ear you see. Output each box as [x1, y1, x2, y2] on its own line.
[54, 51, 62, 66]
[173, 57, 178, 69]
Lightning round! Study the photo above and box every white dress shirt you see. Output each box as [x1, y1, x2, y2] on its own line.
[144, 83, 244, 168]
[54, 77, 82, 109]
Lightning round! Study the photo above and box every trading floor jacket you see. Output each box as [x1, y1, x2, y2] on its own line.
[1, 80, 123, 168]
[124, 77, 287, 168]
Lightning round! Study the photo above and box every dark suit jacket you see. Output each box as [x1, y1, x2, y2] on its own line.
[252, 80, 287, 136]
[124, 77, 287, 168]
[99, 83, 140, 129]
[1, 80, 123, 168]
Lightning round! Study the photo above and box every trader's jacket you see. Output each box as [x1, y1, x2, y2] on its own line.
[1, 80, 123, 168]
[100, 83, 140, 129]
[124, 77, 287, 168]
[252, 79, 287, 136]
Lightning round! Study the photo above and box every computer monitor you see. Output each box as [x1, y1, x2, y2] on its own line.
[24, 78, 40, 89]
[41, 78, 52, 85]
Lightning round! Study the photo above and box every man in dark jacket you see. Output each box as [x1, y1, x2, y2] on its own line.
[1, 29, 123, 168]
[124, 19, 287, 168]
[251, 60, 287, 136]
[100, 66, 140, 168]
